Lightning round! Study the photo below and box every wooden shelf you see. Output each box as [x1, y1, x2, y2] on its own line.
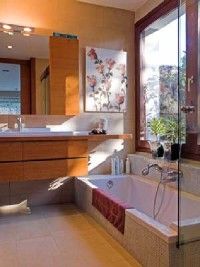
[0, 133, 132, 142]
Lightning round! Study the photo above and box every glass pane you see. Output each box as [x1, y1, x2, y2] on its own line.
[140, 8, 182, 142]
[0, 63, 21, 114]
[178, 0, 200, 249]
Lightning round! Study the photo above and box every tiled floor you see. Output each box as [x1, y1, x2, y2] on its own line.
[0, 204, 141, 267]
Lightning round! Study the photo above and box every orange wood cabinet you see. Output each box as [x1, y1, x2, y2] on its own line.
[0, 141, 88, 182]
[49, 36, 79, 115]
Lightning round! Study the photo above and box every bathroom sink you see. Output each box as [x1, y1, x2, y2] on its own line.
[0, 128, 89, 136]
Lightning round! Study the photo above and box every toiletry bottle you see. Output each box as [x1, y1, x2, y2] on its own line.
[115, 155, 120, 175]
[111, 156, 116, 175]
[125, 157, 131, 174]
[119, 159, 124, 174]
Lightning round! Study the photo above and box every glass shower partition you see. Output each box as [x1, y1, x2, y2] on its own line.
[178, 0, 200, 252]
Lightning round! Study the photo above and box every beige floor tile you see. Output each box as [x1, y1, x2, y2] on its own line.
[0, 241, 19, 267]
[0, 204, 140, 267]
[15, 217, 50, 241]
[0, 219, 17, 243]
[17, 236, 60, 267]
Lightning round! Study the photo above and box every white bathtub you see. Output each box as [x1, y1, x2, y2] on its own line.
[79, 174, 200, 243]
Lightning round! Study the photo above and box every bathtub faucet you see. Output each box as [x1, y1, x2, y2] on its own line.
[142, 163, 163, 176]
[142, 163, 183, 183]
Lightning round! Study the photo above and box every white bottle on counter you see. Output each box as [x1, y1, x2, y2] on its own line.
[111, 157, 116, 175]
[125, 157, 131, 174]
[119, 159, 124, 174]
[111, 150, 120, 175]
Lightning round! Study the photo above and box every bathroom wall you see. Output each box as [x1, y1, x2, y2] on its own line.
[0, 0, 135, 173]
[135, 0, 164, 22]
[0, 0, 134, 206]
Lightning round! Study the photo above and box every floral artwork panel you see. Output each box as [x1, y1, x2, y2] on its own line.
[85, 47, 127, 112]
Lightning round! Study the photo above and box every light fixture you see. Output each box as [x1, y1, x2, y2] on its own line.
[2, 24, 12, 30]
[3, 30, 14, 35]
[23, 27, 32, 32]
[7, 45, 12, 49]
[23, 32, 30, 37]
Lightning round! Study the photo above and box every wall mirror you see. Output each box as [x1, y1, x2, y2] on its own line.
[0, 24, 79, 116]
[0, 29, 50, 115]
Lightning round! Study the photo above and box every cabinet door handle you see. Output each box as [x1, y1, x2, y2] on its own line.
[187, 76, 194, 92]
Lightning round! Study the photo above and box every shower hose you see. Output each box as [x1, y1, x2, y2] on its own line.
[153, 172, 166, 220]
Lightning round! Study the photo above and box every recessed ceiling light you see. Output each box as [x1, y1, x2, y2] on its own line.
[3, 24, 12, 30]
[7, 45, 12, 49]
[23, 32, 30, 37]
[23, 27, 32, 32]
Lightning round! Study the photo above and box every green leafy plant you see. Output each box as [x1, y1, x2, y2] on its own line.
[148, 118, 166, 141]
[165, 117, 186, 144]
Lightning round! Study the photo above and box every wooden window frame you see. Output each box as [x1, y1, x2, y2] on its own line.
[135, 0, 200, 161]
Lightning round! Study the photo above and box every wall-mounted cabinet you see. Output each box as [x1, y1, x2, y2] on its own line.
[49, 37, 79, 115]
[0, 140, 88, 182]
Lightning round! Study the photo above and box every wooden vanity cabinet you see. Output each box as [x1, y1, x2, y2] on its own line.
[0, 140, 88, 182]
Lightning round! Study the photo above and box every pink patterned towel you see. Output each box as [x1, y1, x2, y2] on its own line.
[92, 188, 133, 234]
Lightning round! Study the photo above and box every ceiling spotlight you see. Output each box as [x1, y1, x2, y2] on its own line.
[3, 24, 12, 30]
[23, 27, 32, 32]
[7, 45, 13, 49]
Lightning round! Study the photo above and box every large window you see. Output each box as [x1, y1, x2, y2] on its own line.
[135, 0, 181, 151]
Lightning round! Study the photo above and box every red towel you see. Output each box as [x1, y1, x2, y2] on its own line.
[92, 188, 133, 234]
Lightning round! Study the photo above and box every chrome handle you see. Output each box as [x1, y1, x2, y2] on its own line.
[187, 76, 194, 92]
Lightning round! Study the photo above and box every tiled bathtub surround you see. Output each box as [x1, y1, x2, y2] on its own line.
[75, 175, 200, 267]
[129, 153, 200, 197]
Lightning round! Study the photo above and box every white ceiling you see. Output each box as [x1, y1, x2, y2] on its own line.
[78, 0, 148, 11]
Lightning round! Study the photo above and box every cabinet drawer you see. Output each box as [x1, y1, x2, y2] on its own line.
[23, 141, 88, 160]
[23, 160, 68, 180]
[23, 158, 88, 180]
[0, 162, 23, 182]
[66, 158, 88, 177]
[0, 142, 22, 162]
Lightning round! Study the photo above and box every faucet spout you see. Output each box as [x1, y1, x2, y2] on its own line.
[16, 116, 23, 131]
[142, 163, 162, 176]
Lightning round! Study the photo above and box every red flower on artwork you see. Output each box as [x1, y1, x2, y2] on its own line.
[87, 48, 98, 60]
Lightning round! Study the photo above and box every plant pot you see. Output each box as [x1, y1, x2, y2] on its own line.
[171, 143, 180, 161]
[148, 141, 164, 159]
[163, 142, 180, 161]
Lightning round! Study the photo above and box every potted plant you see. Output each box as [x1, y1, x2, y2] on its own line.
[164, 117, 185, 161]
[148, 118, 166, 158]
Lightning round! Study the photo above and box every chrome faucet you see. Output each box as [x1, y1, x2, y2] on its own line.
[16, 116, 23, 131]
[142, 163, 163, 176]
[142, 163, 183, 183]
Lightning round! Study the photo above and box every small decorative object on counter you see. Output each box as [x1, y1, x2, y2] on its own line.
[89, 128, 106, 135]
[125, 157, 130, 174]
[89, 118, 108, 135]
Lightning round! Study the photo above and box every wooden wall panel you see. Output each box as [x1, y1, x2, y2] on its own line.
[49, 37, 79, 115]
